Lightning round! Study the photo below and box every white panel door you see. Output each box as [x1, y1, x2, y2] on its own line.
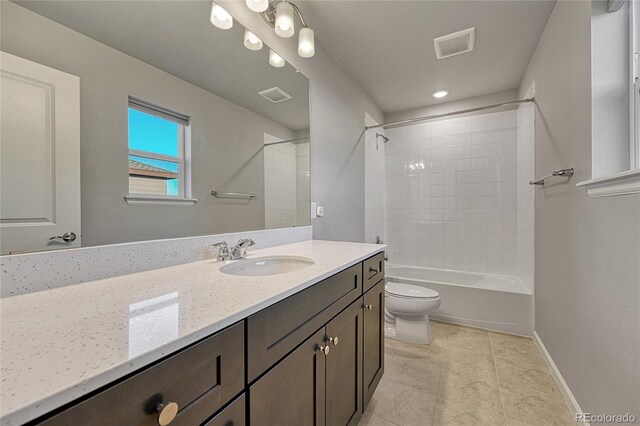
[1, 52, 80, 254]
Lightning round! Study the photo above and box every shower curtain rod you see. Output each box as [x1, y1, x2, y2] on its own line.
[364, 97, 535, 131]
[263, 136, 310, 146]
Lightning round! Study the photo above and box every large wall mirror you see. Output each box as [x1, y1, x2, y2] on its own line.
[0, 1, 310, 254]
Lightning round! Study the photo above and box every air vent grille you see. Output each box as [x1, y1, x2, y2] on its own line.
[258, 87, 293, 103]
[434, 27, 476, 59]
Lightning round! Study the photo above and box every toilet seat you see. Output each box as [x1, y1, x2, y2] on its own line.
[385, 282, 439, 300]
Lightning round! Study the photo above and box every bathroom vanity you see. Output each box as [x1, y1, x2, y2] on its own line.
[0, 241, 385, 426]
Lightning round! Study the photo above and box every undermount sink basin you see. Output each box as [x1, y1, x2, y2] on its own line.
[220, 255, 315, 276]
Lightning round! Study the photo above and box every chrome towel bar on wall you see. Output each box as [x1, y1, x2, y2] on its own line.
[210, 190, 256, 199]
[529, 168, 574, 185]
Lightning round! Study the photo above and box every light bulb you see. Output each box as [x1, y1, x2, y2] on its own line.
[244, 29, 263, 51]
[432, 90, 449, 98]
[246, 0, 269, 12]
[210, 1, 233, 29]
[269, 49, 285, 68]
[275, 1, 295, 38]
[298, 27, 315, 58]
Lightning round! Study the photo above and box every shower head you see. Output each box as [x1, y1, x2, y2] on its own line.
[376, 133, 389, 143]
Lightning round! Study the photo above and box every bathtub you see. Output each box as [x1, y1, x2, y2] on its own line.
[385, 264, 533, 335]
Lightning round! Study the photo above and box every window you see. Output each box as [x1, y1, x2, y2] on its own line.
[578, 1, 640, 197]
[125, 97, 195, 205]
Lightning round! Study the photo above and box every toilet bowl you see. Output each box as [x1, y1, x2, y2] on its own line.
[385, 281, 441, 344]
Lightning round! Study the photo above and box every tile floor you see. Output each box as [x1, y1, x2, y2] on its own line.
[361, 321, 575, 426]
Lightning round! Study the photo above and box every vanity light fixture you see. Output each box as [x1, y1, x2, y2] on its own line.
[269, 49, 285, 67]
[244, 29, 263, 50]
[432, 90, 449, 98]
[246, 0, 269, 13]
[210, 1, 233, 29]
[251, 0, 316, 59]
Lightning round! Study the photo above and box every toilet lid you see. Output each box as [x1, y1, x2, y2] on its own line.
[385, 282, 439, 299]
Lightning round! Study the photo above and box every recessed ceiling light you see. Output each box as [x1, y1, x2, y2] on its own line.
[432, 90, 449, 98]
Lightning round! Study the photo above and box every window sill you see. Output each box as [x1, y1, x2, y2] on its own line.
[576, 169, 640, 198]
[124, 195, 198, 206]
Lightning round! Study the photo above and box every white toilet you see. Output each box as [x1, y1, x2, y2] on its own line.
[385, 282, 441, 344]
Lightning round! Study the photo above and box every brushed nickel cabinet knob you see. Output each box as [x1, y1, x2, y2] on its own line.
[364, 304, 373, 311]
[329, 336, 339, 346]
[156, 402, 179, 425]
[318, 344, 330, 356]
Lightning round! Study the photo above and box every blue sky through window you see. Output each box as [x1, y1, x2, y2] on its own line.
[128, 108, 180, 195]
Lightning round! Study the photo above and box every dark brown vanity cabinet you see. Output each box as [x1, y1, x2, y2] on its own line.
[363, 279, 385, 409]
[250, 300, 363, 426]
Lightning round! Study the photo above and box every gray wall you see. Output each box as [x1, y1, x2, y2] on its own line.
[220, 1, 384, 243]
[519, 0, 640, 418]
[1, 2, 295, 246]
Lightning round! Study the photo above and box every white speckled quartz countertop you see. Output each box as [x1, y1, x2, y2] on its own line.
[0, 240, 384, 426]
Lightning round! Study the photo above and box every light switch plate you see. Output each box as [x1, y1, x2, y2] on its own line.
[311, 202, 317, 218]
[316, 206, 325, 217]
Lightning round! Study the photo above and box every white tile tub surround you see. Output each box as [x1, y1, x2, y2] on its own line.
[365, 117, 386, 244]
[265, 141, 298, 229]
[0, 226, 312, 297]
[384, 110, 522, 274]
[517, 99, 535, 294]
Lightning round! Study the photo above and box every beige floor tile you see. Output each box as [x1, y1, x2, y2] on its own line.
[358, 412, 399, 426]
[385, 349, 441, 394]
[489, 332, 546, 367]
[422, 343, 497, 378]
[500, 381, 574, 426]
[505, 418, 535, 426]
[367, 378, 437, 426]
[495, 356, 561, 397]
[437, 367, 504, 413]
[433, 400, 506, 426]
[386, 335, 445, 360]
[431, 321, 489, 337]
[444, 331, 493, 356]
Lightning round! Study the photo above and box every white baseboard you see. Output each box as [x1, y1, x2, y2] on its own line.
[533, 331, 586, 425]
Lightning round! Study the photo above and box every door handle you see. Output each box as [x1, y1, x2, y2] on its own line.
[50, 232, 76, 242]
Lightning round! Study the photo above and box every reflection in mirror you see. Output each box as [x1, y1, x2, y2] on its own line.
[0, 1, 310, 254]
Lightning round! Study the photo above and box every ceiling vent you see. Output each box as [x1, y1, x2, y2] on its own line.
[434, 27, 476, 59]
[258, 87, 293, 103]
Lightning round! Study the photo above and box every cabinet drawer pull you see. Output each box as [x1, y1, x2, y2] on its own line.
[369, 267, 379, 274]
[328, 336, 339, 346]
[364, 304, 373, 311]
[317, 344, 330, 356]
[156, 402, 179, 425]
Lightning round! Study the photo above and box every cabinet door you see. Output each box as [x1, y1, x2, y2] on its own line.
[363, 280, 385, 409]
[325, 300, 363, 426]
[249, 328, 326, 426]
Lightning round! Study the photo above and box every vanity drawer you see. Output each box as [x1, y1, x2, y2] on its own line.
[247, 263, 362, 382]
[363, 252, 385, 292]
[38, 322, 244, 426]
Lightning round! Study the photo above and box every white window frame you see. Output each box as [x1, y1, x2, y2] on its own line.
[124, 97, 196, 206]
[578, 1, 640, 197]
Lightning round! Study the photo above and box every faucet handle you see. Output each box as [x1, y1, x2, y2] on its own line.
[212, 241, 229, 260]
[238, 238, 255, 247]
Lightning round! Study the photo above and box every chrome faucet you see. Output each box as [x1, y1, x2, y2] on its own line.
[230, 239, 255, 260]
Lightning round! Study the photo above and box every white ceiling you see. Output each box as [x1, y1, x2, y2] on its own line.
[296, 0, 556, 114]
[14, 1, 310, 131]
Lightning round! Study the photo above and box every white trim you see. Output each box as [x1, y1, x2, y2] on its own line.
[576, 168, 640, 197]
[533, 331, 588, 425]
[124, 195, 197, 206]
